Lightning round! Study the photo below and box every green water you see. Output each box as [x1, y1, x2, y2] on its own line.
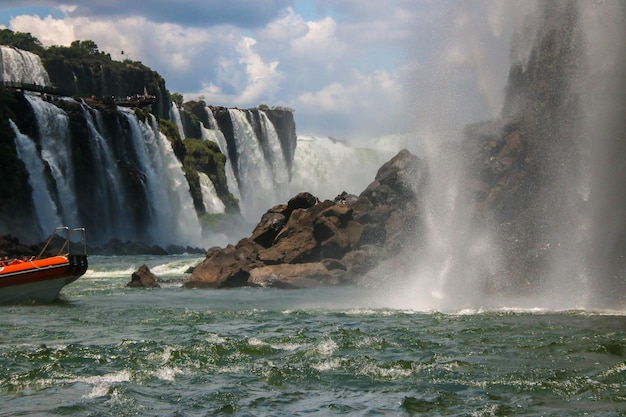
[1, 256, 625, 416]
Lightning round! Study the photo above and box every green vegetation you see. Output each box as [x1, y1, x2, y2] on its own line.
[0, 29, 44, 54]
[182, 138, 238, 214]
[258, 103, 294, 112]
[157, 117, 186, 162]
[170, 93, 184, 108]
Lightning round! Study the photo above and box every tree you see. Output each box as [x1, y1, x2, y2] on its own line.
[171, 92, 184, 108]
[70, 40, 100, 55]
[0, 29, 44, 54]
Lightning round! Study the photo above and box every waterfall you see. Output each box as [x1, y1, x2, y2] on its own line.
[259, 111, 289, 187]
[79, 103, 130, 241]
[24, 95, 80, 227]
[200, 124, 240, 202]
[553, 1, 626, 307]
[388, 0, 626, 311]
[170, 102, 185, 139]
[288, 136, 394, 201]
[198, 172, 226, 214]
[120, 108, 202, 247]
[205, 107, 220, 130]
[227, 108, 276, 219]
[9, 119, 62, 238]
[0, 46, 50, 85]
[13, 94, 204, 248]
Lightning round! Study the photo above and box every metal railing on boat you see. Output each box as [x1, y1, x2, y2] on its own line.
[37, 227, 87, 259]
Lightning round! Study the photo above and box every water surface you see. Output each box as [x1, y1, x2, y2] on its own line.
[1, 255, 624, 416]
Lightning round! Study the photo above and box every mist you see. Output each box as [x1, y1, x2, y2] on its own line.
[382, 0, 626, 312]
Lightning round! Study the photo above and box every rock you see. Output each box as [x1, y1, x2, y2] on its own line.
[0, 234, 42, 258]
[250, 205, 288, 248]
[91, 239, 168, 256]
[127, 264, 160, 288]
[248, 263, 334, 288]
[258, 209, 319, 264]
[334, 191, 359, 206]
[187, 149, 428, 290]
[185, 238, 263, 288]
[285, 192, 319, 216]
[342, 245, 382, 277]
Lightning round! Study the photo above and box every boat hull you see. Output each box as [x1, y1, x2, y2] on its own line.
[0, 255, 88, 304]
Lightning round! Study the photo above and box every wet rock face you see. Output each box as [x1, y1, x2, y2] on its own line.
[186, 150, 426, 289]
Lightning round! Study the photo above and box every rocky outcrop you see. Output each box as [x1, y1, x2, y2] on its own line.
[185, 149, 425, 289]
[127, 264, 160, 288]
[460, 2, 589, 288]
[0, 234, 43, 258]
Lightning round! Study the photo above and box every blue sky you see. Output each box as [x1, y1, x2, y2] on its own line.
[0, 1, 536, 142]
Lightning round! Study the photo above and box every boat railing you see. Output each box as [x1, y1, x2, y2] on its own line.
[37, 227, 87, 259]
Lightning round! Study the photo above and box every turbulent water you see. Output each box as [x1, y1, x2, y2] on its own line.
[1, 255, 624, 416]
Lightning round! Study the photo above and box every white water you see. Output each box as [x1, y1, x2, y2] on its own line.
[390, 1, 626, 311]
[228, 109, 276, 219]
[151, 115, 204, 246]
[259, 111, 290, 186]
[197, 172, 225, 214]
[79, 103, 129, 240]
[288, 136, 394, 201]
[0, 46, 50, 85]
[204, 107, 219, 130]
[24, 95, 80, 227]
[120, 108, 203, 247]
[545, 0, 626, 308]
[200, 121, 241, 202]
[9, 119, 62, 238]
[170, 102, 185, 139]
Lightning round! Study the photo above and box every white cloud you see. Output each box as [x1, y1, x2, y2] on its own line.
[10, 14, 79, 46]
[290, 16, 346, 59]
[4, 1, 531, 144]
[235, 36, 283, 104]
[295, 66, 410, 140]
[261, 7, 308, 42]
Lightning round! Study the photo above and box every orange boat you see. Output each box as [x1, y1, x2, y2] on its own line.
[0, 227, 88, 304]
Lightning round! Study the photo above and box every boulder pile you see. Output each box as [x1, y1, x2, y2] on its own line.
[185, 149, 426, 289]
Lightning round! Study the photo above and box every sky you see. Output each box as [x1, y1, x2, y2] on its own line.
[0, 0, 537, 143]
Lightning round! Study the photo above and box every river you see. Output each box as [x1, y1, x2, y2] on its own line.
[1, 255, 624, 416]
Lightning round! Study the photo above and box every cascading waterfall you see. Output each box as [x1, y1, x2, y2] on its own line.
[170, 102, 185, 139]
[227, 108, 279, 219]
[13, 94, 204, 248]
[0, 46, 50, 85]
[204, 107, 219, 131]
[200, 125, 240, 203]
[78, 102, 130, 241]
[9, 119, 62, 238]
[149, 115, 203, 246]
[288, 136, 394, 201]
[24, 95, 80, 228]
[172, 101, 234, 219]
[200, 111, 241, 202]
[550, 0, 626, 308]
[120, 107, 202, 247]
[198, 172, 226, 214]
[259, 111, 289, 186]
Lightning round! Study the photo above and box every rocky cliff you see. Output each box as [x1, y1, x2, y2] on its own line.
[41, 41, 171, 119]
[462, 1, 626, 299]
[0, 31, 298, 250]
